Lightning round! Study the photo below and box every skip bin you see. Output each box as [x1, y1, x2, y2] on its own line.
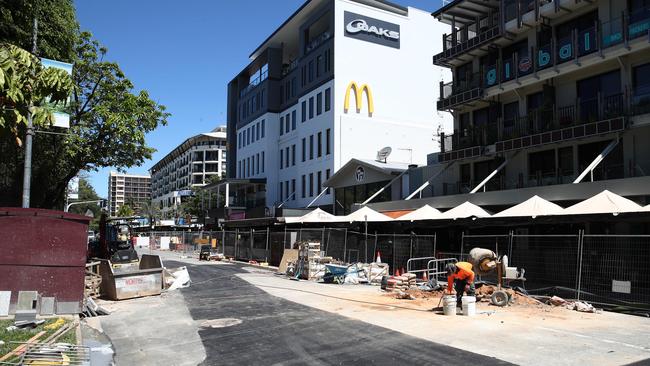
[98, 254, 163, 300]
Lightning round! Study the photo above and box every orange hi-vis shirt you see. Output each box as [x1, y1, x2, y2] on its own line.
[447, 261, 475, 291]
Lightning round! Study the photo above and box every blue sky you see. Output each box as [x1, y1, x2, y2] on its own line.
[75, 0, 442, 197]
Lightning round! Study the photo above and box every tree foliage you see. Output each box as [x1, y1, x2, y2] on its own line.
[68, 177, 101, 230]
[116, 204, 134, 217]
[0, 43, 74, 144]
[0, 0, 78, 62]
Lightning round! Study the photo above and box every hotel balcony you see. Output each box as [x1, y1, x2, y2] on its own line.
[436, 91, 648, 163]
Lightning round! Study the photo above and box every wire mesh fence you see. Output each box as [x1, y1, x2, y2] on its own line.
[138, 228, 650, 306]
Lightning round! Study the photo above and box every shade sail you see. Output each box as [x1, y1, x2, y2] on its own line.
[439, 201, 491, 220]
[343, 206, 393, 222]
[394, 205, 442, 221]
[562, 190, 643, 215]
[285, 208, 341, 224]
[493, 195, 564, 218]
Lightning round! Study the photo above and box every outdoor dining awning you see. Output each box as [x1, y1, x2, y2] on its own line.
[343, 206, 393, 222]
[394, 205, 442, 222]
[284, 208, 341, 224]
[438, 201, 491, 220]
[562, 190, 643, 215]
[493, 195, 564, 218]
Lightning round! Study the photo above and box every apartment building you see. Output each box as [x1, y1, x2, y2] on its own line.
[149, 127, 227, 218]
[226, 0, 452, 213]
[107, 172, 151, 217]
[382, 0, 650, 208]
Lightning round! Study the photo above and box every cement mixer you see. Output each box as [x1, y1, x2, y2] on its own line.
[468, 248, 526, 306]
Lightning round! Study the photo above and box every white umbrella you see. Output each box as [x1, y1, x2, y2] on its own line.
[298, 208, 341, 223]
[493, 195, 564, 218]
[562, 190, 643, 215]
[394, 205, 442, 221]
[343, 206, 393, 222]
[643, 204, 650, 212]
[439, 201, 491, 220]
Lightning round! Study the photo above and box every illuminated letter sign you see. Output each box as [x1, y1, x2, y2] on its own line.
[558, 39, 572, 60]
[344, 11, 400, 49]
[486, 68, 497, 86]
[344, 81, 374, 116]
[538, 49, 551, 67]
[518, 57, 532, 73]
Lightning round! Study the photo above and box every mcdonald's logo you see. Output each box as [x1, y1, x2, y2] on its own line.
[344, 81, 374, 116]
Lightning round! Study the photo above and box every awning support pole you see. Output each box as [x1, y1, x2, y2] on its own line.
[307, 188, 328, 208]
[573, 139, 619, 183]
[362, 168, 411, 205]
[470, 159, 509, 194]
[405, 162, 454, 200]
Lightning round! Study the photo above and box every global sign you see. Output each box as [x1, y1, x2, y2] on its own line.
[344, 11, 400, 49]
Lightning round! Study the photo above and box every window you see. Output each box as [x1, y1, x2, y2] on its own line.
[285, 180, 289, 200]
[325, 49, 331, 72]
[285, 113, 290, 133]
[243, 130, 247, 146]
[317, 93, 322, 115]
[251, 155, 255, 174]
[238, 161, 241, 178]
[280, 181, 284, 201]
[280, 117, 284, 135]
[309, 97, 314, 119]
[309, 135, 314, 159]
[261, 119, 265, 138]
[309, 173, 314, 196]
[285, 147, 290, 168]
[317, 171, 322, 194]
[308, 60, 314, 82]
[317, 131, 322, 157]
[633, 63, 650, 113]
[528, 149, 556, 178]
[302, 138, 306, 162]
[247, 157, 250, 177]
[256, 153, 260, 174]
[291, 179, 296, 201]
[558, 147, 573, 176]
[301, 101, 307, 122]
[301, 65, 306, 87]
[256, 122, 260, 141]
[291, 145, 296, 166]
[261, 89, 266, 108]
[316, 55, 322, 77]
[261, 151, 265, 173]
[325, 88, 331, 111]
[301, 175, 306, 198]
[325, 169, 331, 194]
[326, 128, 331, 155]
[238, 133, 241, 148]
[280, 149, 284, 169]
[292, 110, 297, 130]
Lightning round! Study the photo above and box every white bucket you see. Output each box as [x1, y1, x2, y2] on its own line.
[442, 295, 457, 316]
[462, 296, 476, 316]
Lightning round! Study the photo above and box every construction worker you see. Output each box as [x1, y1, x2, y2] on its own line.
[446, 262, 476, 307]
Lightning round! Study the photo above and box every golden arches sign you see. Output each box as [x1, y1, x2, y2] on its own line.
[344, 81, 374, 115]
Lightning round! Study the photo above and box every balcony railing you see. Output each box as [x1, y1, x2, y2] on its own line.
[438, 71, 483, 109]
[433, 23, 502, 66]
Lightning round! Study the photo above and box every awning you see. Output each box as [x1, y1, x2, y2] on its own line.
[439, 201, 491, 220]
[394, 205, 442, 222]
[285, 208, 341, 224]
[562, 190, 643, 215]
[343, 206, 393, 222]
[493, 195, 564, 218]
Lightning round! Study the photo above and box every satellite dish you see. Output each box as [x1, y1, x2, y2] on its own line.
[376, 146, 392, 163]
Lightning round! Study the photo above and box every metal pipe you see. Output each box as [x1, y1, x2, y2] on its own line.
[406, 162, 454, 200]
[306, 188, 328, 208]
[21, 17, 38, 208]
[362, 167, 411, 205]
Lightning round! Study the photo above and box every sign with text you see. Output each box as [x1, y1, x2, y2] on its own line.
[40, 58, 73, 129]
[344, 11, 400, 49]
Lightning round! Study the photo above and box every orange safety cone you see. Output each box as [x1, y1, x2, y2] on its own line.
[376, 251, 382, 263]
[395, 268, 401, 276]
[422, 272, 428, 281]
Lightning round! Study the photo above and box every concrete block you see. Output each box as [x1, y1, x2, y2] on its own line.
[16, 291, 38, 311]
[0, 291, 10, 316]
[40, 297, 55, 315]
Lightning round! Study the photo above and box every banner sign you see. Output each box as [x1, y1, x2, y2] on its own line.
[40, 58, 73, 129]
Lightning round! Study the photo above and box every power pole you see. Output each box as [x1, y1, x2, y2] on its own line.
[21, 16, 38, 208]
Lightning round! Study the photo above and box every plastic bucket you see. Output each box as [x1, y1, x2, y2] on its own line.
[462, 296, 476, 316]
[442, 295, 457, 316]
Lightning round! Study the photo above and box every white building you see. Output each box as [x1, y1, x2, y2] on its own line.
[107, 172, 151, 217]
[226, 0, 452, 213]
[150, 127, 227, 218]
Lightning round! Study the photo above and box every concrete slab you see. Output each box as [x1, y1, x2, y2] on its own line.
[98, 290, 206, 366]
[0, 291, 10, 316]
[238, 271, 650, 366]
[40, 297, 55, 315]
[16, 291, 38, 310]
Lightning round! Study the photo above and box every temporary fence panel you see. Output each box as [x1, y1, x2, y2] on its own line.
[323, 228, 347, 262]
[579, 235, 650, 305]
[251, 229, 269, 262]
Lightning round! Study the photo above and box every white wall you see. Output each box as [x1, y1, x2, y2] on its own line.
[333, 1, 453, 169]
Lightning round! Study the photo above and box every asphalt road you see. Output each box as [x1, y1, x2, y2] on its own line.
[169, 261, 513, 366]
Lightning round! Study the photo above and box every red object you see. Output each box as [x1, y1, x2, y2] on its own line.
[395, 268, 401, 276]
[0, 208, 91, 313]
[422, 272, 428, 281]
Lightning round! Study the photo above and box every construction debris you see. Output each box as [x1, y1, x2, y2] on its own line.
[164, 266, 192, 290]
[81, 296, 110, 318]
[547, 295, 598, 313]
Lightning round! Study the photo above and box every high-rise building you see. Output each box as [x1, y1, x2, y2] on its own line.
[370, 0, 650, 211]
[107, 172, 151, 217]
[149, 127, 227, 218]
[226, 0, 452, 212]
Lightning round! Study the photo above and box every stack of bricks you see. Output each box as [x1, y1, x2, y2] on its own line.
[384, 273, 417, 292]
